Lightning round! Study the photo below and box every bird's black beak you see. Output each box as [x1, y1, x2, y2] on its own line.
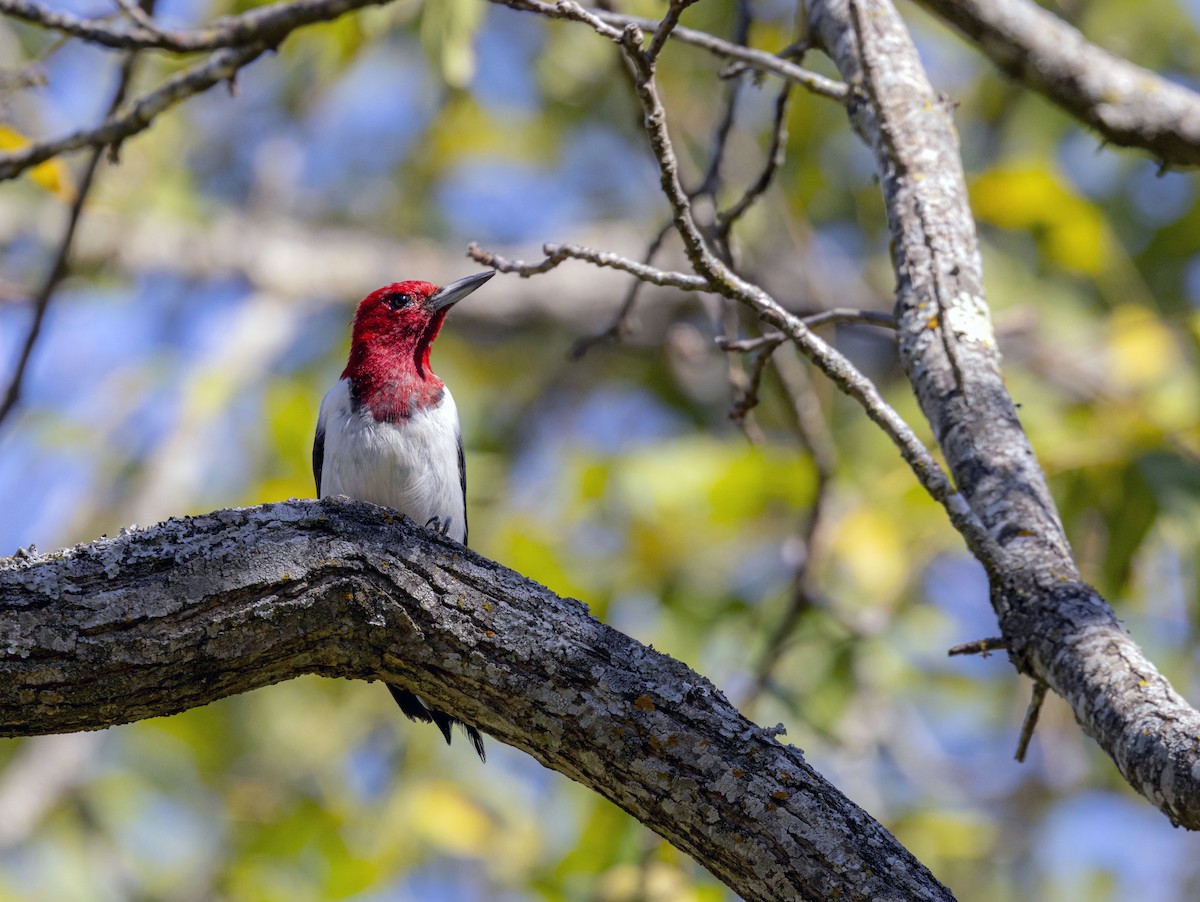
[428, 270, 495, 313]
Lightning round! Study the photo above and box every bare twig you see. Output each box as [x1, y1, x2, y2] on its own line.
[716, 310, 896, 351]
[723, 308, 894, 425]
[717, 81, 793, 239]
[727, 338, 775, 428]
[948, 637, 1009, 657]
[1015, 681, 1048, 762]
[468, 241, 711, 292]
[0, 45, 266, 183]
[747, 355, 843, 700]
[0, 31, 147, 427]
[693, 0, 752, 202]
[568, 221, 674, 358]
[0, 0, 395, 54]
[111, 0, 161, 32]
[487, 0, 851, 102]
[644, 0, 695, 63]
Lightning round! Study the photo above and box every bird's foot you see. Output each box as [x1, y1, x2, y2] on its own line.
[424, 515, 453, 536]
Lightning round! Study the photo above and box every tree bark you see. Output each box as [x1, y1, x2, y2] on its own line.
[809, 0, 1200, 828]
[0, 498, 954, 902]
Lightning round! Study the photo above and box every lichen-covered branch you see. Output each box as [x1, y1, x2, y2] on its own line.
[0, 498, 955, 902]
[809, 0, 1200, 828]
[915, 0, 1200, 167]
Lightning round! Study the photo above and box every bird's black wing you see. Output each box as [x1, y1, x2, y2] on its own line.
[312, 419, 325, 496]
[457, 428, 467, 545]
[389, 685, 486, 761]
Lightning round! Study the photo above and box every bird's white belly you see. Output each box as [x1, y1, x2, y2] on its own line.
[318, 378, 465, 542]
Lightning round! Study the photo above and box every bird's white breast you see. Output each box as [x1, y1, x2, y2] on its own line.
[317, 377, 466, 543]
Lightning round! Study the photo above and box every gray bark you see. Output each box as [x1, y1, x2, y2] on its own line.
[0, 498, 955, 902]
[809, 0, 1200, 828]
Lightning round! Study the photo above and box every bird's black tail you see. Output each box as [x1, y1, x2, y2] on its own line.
[387, 685, 486, 761]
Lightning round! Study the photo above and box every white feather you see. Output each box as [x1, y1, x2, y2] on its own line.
[317, 377, 465, 543]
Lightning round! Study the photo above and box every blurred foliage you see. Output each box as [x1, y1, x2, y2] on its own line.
[1, 0, 1199, 900]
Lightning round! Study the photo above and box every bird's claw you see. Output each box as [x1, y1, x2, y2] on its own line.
[424, 515, 453, 537]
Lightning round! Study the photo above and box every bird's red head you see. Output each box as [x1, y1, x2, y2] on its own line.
[343, 271, 493, 419]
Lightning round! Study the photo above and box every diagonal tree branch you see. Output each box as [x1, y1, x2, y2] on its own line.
[914, 0, 1200, 167]
[0, 0, 393, 54]
[0, 33, 146, 428]
[0, 498, 955, 902]
[0, 45, 266, 183]
[809, 0, 1200, 828]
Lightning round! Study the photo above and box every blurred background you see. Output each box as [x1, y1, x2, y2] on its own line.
[1, 0, 1199, 899]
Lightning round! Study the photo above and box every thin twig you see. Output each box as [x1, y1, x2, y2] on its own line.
[717, 80, 793, 239]
[948, 636, 1009, 657]
[743, 364, 845, 705]
[0, 45, 265, 183]
[0, 30, 148, 428]
[488, 0, 851, 102]
[112, 0, 161, 32]
[468, 241, 711, 291]
[568, 221, 673, 359]
[1015, 680, 1048, 762]
[716, 310, 896, 352]
[645, 0, 695, 63]
[693, 0, 751, 202]
[728, 340, 776, 428]
[680, 0, 756, 440]
[0, 0, 395, 53]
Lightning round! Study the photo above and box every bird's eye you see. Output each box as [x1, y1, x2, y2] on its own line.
[385, 292, 413, 310]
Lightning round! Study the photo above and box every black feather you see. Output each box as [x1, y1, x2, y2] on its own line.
[312, 421, 325, 496]
[457, 428, 468, 545]
[388, 685, 434, 725]
[465, 724, 486, 761]
[387, 683, 486, 762]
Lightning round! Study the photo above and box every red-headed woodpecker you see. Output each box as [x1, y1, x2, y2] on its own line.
[313, 270, 494, 760]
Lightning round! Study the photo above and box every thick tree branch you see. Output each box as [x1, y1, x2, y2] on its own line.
[0, 498, 955, 902]
[810, 0, 1200, 828]
[914, 0, 1200, 167]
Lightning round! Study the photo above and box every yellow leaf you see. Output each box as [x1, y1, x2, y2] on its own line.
[1107, 304, 1181, 388]
[0, 124, 75, 200]
[832, 507, 906, 599]
[405, 782, 493, 855]
[971, 164, 1110, 276]
[0, 124, 26, 151]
